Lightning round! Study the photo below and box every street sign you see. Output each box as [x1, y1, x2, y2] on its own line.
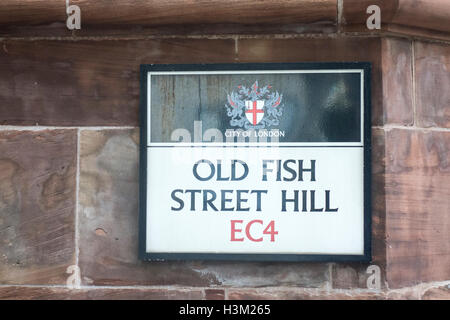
[139, 62, 371, 262]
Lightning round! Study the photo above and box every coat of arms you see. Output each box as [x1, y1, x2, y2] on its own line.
[225, 81, 284, 129]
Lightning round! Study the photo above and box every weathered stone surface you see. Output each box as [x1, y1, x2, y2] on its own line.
[414, 41, 450, 128]
[332, 264, 365, 289]
[78, 129, 329, 288]
[422, 285, 450, 300]
[342, 0, 398, 26]
[0, 286, 203, 300]
[0, 39, 235, 126]
[0, 38, 384, 126]
[343, 0, 450, 35]
[204, 289, 225, 300]
[387, 24, 450, 43]
[339, 0, 398, 34]
[1, 0, 450, 38]
[0, 0, 338, 28]
[237, 38, 383, 125]
[1, 24, 337, 39]
[392, 0, 450, 34]
[0, 130, 76, 285]
[371, 129, 387, 266]
[228, 288, 385, 300]
[332, 264, 369, 289]
[330, 131, 387, 290]
[381, 38, 413, 125]
[0, 1, 338, 37]
[187, 262, 329, 288]
[385, 129, 450, 288]
[386, 288, 420, 300]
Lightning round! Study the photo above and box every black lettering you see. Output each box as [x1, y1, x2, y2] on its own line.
[251, 190, 267, 212]
[185, 189, 201, 210]
[216, 160, 229, 181]
[221, 190, 234, 211]
[281, 190, 299, 212]
[283, 159, 297, 181]
[325, 190, 339, 212]
[299, 160, 316, 181]
[203, 189, 218, 211]
[302, 190, 308, 212]
[193, 159, 215, 181]
[262, 160, 274, 181]
[171, 189, 184, 211]
[310, 190, 324, 212]
[236, 190, 250, 211]
[231, 160, 249, 181]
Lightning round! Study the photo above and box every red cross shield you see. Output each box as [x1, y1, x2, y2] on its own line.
[245, 100, 264, 125]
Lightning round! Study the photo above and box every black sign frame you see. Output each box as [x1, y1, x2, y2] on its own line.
[139, 62, 372, 262]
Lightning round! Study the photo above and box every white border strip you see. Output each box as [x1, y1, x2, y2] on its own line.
[147, 142, 363, 147]
[149, 70, 363, 75]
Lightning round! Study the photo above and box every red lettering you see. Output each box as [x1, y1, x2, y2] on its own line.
[230, 220, 244, 241]
[230, 220, 278, 242]
[263, 220, 278, 242]
[245, 220, 263, 242]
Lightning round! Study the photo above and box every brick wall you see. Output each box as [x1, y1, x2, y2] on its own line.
[0, 1, 449, 300]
